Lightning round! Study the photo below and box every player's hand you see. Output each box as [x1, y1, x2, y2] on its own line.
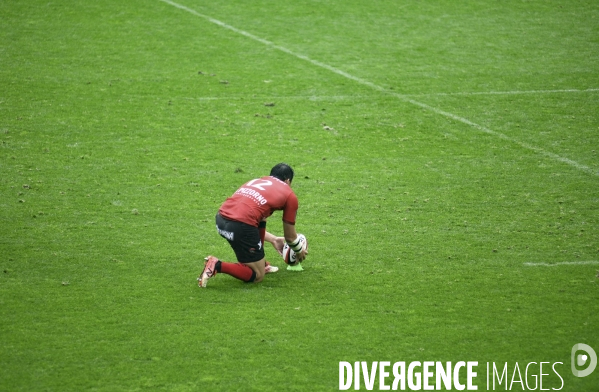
[297, 247, 307, 262]
[272, 236, 285, 256]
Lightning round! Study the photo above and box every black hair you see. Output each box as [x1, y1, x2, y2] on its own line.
[270, 163, 294, 183]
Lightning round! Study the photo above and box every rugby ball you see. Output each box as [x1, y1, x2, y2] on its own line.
[282, 234, 308, 265]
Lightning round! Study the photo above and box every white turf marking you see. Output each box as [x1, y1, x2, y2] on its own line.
[159, 0, 598, 177]
[184, 89, 598, 101]
[184, 95, 372, 101]
[524, 261, 599, 267]
[409, 88, 599, 97]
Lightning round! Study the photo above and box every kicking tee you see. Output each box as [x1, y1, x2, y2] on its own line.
[219, 176, 298, 227]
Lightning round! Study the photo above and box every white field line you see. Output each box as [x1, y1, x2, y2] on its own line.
[409, 88, 599, 97]
[185, 89, 599, 101]
[524, 261, 599, 267]
[183, 95, 372, 101]
[159, 0, 598, 177]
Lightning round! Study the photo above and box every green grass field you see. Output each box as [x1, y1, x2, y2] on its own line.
[1, 0, 598, 390]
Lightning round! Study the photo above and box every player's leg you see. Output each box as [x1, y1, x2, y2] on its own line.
[240, 258, 266, 283]
[257, 220, 279, 273]
[201, 257, 266, 286]
[258, 220, 266, 249]
[199, 214, 266, 287]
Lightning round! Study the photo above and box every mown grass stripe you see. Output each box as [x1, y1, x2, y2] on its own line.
[410, 88, 599, 97]
[524, 261, 599, 267]
[159, 0, 598, 178]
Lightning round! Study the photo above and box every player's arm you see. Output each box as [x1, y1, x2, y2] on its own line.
[283, 222, 307, 261]
[264, 231, 285, 255]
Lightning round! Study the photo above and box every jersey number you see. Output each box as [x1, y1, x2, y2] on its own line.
[246, 179, 272, 191]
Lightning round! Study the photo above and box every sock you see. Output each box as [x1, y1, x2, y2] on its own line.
[220, 262, 256, 282]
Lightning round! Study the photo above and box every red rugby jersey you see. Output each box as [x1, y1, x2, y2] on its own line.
[219, 176, 298, 227]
